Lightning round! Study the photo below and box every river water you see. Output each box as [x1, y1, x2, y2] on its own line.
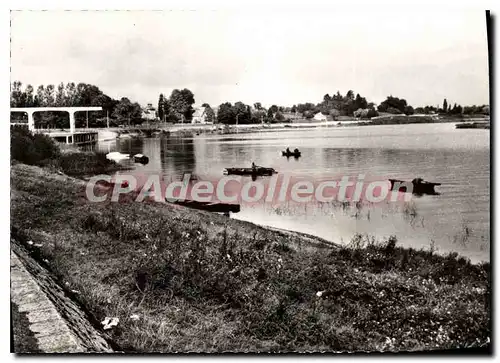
[95, 123, 490, 263]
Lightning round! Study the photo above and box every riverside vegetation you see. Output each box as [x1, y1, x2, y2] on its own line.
[10, 128, 490, 352]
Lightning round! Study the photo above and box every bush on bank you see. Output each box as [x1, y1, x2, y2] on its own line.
[11, 125, 61, 165]
[10, 126, 121, 176]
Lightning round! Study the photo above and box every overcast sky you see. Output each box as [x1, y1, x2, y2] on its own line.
[10, 10, 489, 108]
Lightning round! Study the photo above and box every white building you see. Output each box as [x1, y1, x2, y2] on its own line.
[313, 112, 327, 121]
[192, 106, 213, 124]
[142, 103, 157, 121]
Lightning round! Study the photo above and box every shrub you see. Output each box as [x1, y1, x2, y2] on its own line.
[54, 151, 117, 176]
[11, 125, 60, 165]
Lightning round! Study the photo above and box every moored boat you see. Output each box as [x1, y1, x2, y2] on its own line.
[168, 199, 240, 214]
[455, 122, 490, 129]
[389, 178, 441, 195]
[133, 154, 149, 164]
[106, 151, 130, 162]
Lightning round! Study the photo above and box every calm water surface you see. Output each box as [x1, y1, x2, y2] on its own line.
[96, 123, 490, 263]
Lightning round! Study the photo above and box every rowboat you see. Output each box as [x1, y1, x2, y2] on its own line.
[223, 167, 277, 176]
[168, 199, 240, 214]
[389, 178, 441, 195]
[282, 150, 301, 157]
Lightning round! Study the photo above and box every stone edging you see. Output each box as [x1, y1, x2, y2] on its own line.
[11, 252, 85, 353]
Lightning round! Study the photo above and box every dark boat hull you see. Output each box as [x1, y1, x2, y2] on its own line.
[282, 151, 301, 157]
[134, 156, 149, 164]
[456, 122, 490, 129]
[224, 167, 276, 176]
[389, 179, 441, 195]
[169, 199, 240, 213]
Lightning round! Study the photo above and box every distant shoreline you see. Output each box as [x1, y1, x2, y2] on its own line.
[38, 115, 488, 141]
[159, 115, 490, 136]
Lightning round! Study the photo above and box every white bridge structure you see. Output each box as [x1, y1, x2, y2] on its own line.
[10, 106, 103, 144]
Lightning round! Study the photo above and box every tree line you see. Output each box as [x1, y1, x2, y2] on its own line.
[12, 80, 488, 129]
[10, 81, 143, 128]
[417, 98, 490, 116]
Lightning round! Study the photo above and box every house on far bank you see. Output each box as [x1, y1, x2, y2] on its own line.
[313, 112, 328, 121]
[192, 106, 212, 124]
[142, 103, 157, 121]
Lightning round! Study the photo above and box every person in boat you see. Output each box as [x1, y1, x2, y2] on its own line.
[252, 162, 257, 172]
[286, 147, 291, 154]
[412, 177, 424, 185]
[293, 148, 299, 154]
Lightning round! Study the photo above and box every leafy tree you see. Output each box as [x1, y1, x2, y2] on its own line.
[233, 102, 251, 124]
[112, 97, 142, 125]
[297, 103, 315, 114]
[217, 102, 234, 124]
[169, 88, 195, 122]
[329, 108, 340, 120]
[353, 94, 368, 111]
[25, 84, 34, 107]
[353, 108, 364, 118]
[332, 91, 343, 101]
[304, 110, 315, 119]
[353, 108, 378, 119]
[449, 104, 463, 115]
[275, 111, 285, 122]
[253, 102, 262, 110]
[345, 90, 355, 101]
[377, 96, 408, 114]
[291, 105, 297, 113]
[367, 109, 379, 118]
[43, 85, 55, 106]
[10, 81, 23, 107]
[65, 82, 77, 106]
[442, 99, 448, 113]
[404, 105, 414, 115]
[55, 82, 65, 106]
[205, 105, 216, 123]
[251, 109, 267, 124]
[269, 105, 278, 115]
[158, 94, 166, 121]
[386, 107, 403, 114]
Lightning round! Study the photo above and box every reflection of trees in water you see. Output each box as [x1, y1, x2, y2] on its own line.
[141, 138, 162, 171]
[117, 137, 144, 155]
[319, 148, 364, 174]
[161, 134, 196, 179]
[320, 147, 443, 177]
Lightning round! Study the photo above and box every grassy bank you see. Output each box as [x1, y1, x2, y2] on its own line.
[10, 163, 490, 352]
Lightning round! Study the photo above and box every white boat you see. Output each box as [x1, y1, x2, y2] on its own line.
[106, 151, 130, 162]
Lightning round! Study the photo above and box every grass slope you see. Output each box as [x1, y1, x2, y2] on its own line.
[10, 164, 490, 353]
